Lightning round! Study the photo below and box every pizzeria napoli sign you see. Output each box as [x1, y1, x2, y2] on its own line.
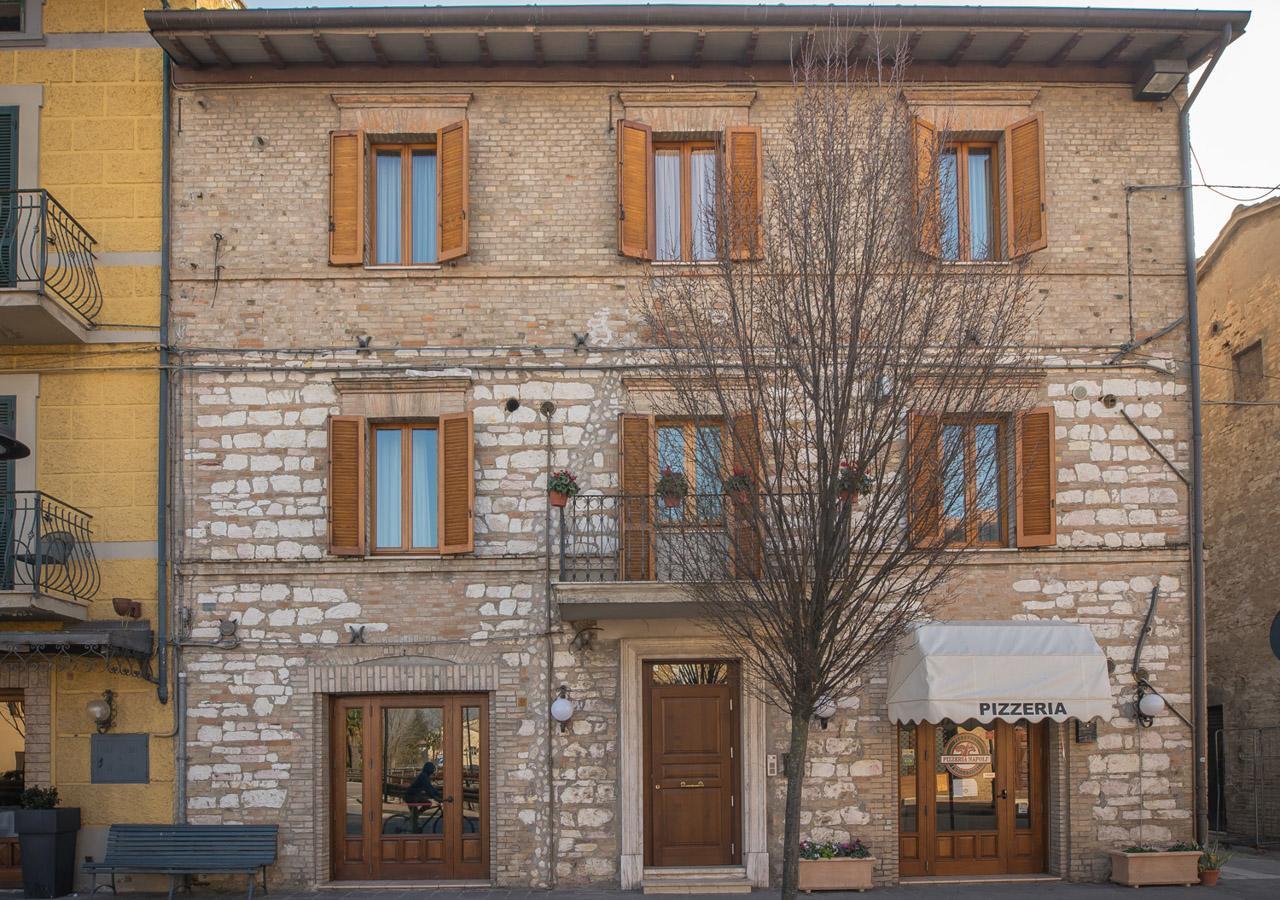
[939, 733, 992, 778]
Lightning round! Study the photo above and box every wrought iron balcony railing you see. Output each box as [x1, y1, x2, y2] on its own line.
[0, 491, 100, 605]
[0, 190, 103, 323]
[555, 492, 735, 583]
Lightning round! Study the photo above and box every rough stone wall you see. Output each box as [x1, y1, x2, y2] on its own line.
[167, 74, 1197, 889]
[1199, 200, 1280, 842]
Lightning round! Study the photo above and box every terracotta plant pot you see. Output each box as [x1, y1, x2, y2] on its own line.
[838, 489, 859, 503]
[797, 857, 875, 893]
[661, 493, 683, 508]
[1108, 850, 1202, 888]
[548, 490, 569, 508]
[1201, 868, 1221, 886]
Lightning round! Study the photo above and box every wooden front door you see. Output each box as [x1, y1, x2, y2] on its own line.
[644, 661, 740, 868]
[898, 719, 1046, 877]
[331, 694, 487, 881]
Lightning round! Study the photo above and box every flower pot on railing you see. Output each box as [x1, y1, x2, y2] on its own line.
[798, 840, 875, 893]
[655, 468, 689, 510]
[836, 460, 872, 505]
[724, 468, 752, 507]
[547, 470, 579, 510]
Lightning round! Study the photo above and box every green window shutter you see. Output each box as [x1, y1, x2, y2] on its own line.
[0, 107, 16, 289]
[0, 394, 15, 590]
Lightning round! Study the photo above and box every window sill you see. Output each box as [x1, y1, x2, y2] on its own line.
[0, 34, 45, 47]
[650, 260, 721, 269]
[364, 264, 443, 272]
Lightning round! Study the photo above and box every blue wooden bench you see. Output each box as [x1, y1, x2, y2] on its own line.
[82, 824, 278, 900]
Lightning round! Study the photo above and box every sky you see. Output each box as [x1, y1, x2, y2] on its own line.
[244, 0, 1278, 254]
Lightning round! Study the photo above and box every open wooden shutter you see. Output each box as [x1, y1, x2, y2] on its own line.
[618, 413, 655, 580]
[438, 410, 474, 554]
[437, 119, 470, 262]
[730, 412, 763, 578]
[616, 119, 654, 259]
[328, 415, 366, 556]
[912, 117, 941, 257]
[0, 110, 17, 287]
[1004, 113, 1048, 257]
[328, 130, 364, 266]
[1016, 406, 1057, 547]
[725, 125, 763, 260]
[907, 412, 941, 547]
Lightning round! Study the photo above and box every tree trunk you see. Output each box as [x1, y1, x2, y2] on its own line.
[780, 709, 812, 900]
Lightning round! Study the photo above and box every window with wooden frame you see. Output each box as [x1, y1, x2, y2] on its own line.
[908, 407, 1055, 549]
[328, 412, 474, 557]
[371, 144, 438, 266]
[617, 121, 762, 262]
[656, 417, 726, 521]
[939, 142, 999, 262]
[1233, 340, 1265, 402]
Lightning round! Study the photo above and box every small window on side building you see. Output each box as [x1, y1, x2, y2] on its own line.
[1233, 340, 1265, 402]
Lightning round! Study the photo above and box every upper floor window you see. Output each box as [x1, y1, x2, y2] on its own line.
[0, 0, 41, 42]
[328, 122, 468, 268]
[617, 120, 763, 262]
[372, 422, 439, 551]
[655, 141, 718, 262]
[940, 142, 998, 262]
[1233, 340, 1265, 402]
[371, 144, 437, 266]
[0, 2, 21, 32]
[656, 417, 725, 520]
[941, 417, 1007, 545]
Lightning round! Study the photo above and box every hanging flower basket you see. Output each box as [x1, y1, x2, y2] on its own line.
[656, 467, 689, 508]
[837, 461, 872, 503]
[723, 467, 753, 505]
[547, 470, 580, 508]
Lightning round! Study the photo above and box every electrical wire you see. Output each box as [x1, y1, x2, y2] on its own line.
[1190, 145, 1280, 204]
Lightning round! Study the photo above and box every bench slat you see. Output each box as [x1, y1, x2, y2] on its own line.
[87, 824, 279, 876]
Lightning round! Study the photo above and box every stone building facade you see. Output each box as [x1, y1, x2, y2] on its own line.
[1197, 197, 1280, 845]
[146, 4, 1244, 891]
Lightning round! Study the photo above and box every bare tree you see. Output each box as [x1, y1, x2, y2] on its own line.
[636, 35, 1040, 898]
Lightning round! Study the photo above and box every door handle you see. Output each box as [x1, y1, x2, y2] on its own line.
[999, 789, 1008, 800]
[679, 780, 706, 789]
[443, 796, 455, 803]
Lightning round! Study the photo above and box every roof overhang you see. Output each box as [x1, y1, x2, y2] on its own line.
[886, 620, 1115, 724]
[144, 4, 1249, 87]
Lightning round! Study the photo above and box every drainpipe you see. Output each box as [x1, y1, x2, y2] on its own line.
[156, 1, 172, 708]
[1181, 23, 1232, 846]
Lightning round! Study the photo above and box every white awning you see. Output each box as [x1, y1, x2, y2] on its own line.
[887, 621, 1115, 724]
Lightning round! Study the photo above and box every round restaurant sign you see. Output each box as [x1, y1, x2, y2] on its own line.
[939, 733, 993, 778]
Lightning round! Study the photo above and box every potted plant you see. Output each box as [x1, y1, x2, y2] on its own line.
[1108, 842, 1202, 888]
[655, 467, 689, 508]
[798, 838, 875, 892]
[723, 467, 752, 505]
[547, 469, 580, 508]
[1199, 842, 1233, 886]
[14, 787, 80, 898]
[836, 461, 872, 503]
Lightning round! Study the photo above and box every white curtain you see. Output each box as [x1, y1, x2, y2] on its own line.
[967, 149, 993, 260]
[374, 429, 402, 548]
[690, 150, 717, 261]
[411, 152, 438, 264]
[655, 150, 681, 261]
[410, 428, 438, 548]
[375, 152, 402, 265]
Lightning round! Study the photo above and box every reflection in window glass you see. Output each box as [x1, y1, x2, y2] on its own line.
[942, 424, 965, 542]
[939, 149, 960, 261]
[0, 2, 22, 33]
[1014, 722, 1032, 830]
[461, 706, 482, 834]
[967, 149, 993, 261]
[695, 425, 724, 519]
[342, 708, 363, 835]
[934, 719, 997, 834]
[975, 423, 1002, 543]
[650, 662, 730, 685]
[899, 726, 918, 834]
[655, 150, 682, 261]
[381, 707, 446, 835]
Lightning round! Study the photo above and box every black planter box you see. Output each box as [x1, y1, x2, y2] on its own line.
[15, 808, 80, 898]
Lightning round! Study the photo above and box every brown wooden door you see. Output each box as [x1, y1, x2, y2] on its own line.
[898, 720, 1046, 877]
[644, 661, 740, 868]
[331, 694, 488, 882]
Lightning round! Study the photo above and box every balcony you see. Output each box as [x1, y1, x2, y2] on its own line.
[0, 190, 102, 343]
[554, 492, 737, 619]
[0, 491, 100, 622]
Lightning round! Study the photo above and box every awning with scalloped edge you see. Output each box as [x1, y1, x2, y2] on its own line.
[887, 621, 1114, 725]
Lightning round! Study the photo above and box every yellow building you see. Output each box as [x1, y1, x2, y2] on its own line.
[0, 0, 238, 886]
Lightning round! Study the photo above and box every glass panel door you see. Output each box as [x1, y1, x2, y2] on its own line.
[934, 720, 998, 835]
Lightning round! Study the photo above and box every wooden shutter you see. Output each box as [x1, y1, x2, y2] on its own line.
[1004, 113, 1048, 257]
[0, 108, 15, 285]
[1016, 406, 1057, 547]
[438, 410, 474, 554]
[328, 415, 366, 556]
[906, 412, 941, 547]
[725, 125, 763, 260]
[616, 119, 654, 259]
[0, 395, 16, 589]
[328, 130, 364, 266]
[730, 412, 763, 578]
[913, 117, 941, 257]
[618, 413, 655, 580]
[437, 119, 470, 262]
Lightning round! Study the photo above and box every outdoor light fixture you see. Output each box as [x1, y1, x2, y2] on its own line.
[815, 696, 838, 730]
[550, 685, 574, 732]
[1134, 685, 1167, 727]
[0, 426, 30, 462]
[86, 690, 115, 734]
[1134, 58, 1188, 101]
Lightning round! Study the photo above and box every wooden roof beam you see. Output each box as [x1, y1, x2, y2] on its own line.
[532, 28, 545, 67]
[312, 30, 337, 67]
[167, 35, 203, 69]
[947, 32, 976, 67]
[741, 28, 759, 66]
[258, 32, 285, 68]
[691, 29, 706, 68]
[586, 29, 598, 66]
[1097, 32, 1134, 67]
[1048, 31, 1083, 67]
[639, 29, 651, 66]
[1151, 33, 1188, 60]
[477, 31, 492, 66]
[997, 31, 1030, 67]
[422, 31, 441, 67]
[845, 30, 867, 63]
[368, 32, 389, 67]
[203, 32, 233, 68]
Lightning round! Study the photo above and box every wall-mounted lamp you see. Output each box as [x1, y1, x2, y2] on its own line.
[550, 685, 575, 733]
[1135, 686, 1166, 727]
[86, 690, 115, 734]
[1133, 58, 1189, 101]
[815, 696, 838, 730]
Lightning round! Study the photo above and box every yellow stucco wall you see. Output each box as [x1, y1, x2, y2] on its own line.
[0, 0, 240, 829]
